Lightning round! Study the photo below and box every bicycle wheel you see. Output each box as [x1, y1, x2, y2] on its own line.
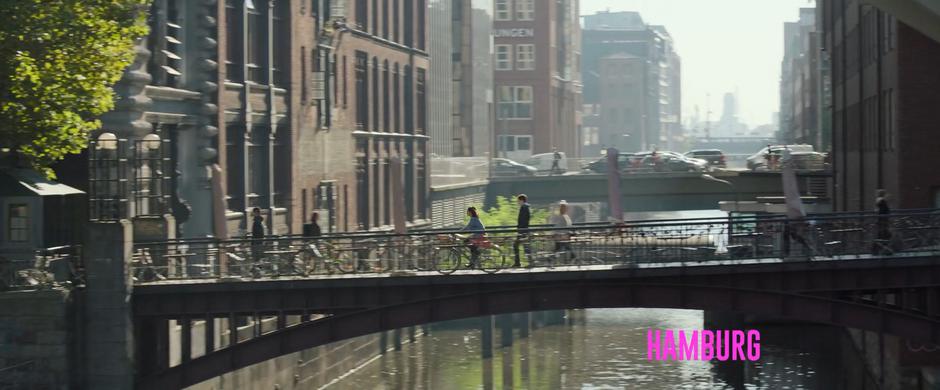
[293, 250, 315, 276]
[478, 246, 507, 274]
[434, 247, 464, 274]
[332, 247, 359, 274]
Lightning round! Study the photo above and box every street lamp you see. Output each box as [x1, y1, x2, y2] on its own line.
[96, 132, 118, 151]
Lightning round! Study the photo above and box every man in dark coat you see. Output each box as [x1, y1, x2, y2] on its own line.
[513, 194, 531, 267]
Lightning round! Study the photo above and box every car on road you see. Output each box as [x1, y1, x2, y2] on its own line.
[685, 149, 727, 168]
[582, 153, 636, 173]
[491, 158, 537, 177]
[639, 153, 709, 172]
[746, 144, 818, 170]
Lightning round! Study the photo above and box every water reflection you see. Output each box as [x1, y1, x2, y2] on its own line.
[328, 309, 846, 389]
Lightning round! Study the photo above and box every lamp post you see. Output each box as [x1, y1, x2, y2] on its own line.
[701, 174, 739, 238]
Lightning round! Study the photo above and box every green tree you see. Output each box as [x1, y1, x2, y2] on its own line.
[0, 0, 150, 176]
[471, 196, 550, 229]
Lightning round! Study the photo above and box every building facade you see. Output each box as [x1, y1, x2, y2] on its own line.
[68, 0, 432, 239]
[427, 0, 493, 158]
[323, 0, 432, 231]
[493, 0, 582, 161]
[780, 8, 828, 149]
[581, 11, 681, 154]
[819, 0, 940, 211]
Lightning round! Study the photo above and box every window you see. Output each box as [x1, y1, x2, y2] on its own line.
[225, 0, 243, 81]
[497, 135, 532, 153]
[495, 44, 512, 70]
[247, 128, 269, 207]
[515, 0, 534, 21]
[495, 0, 512, 21]
[498, 86, 533, 119]
[225, 125, 245, 211]
[416, 68, 427, 132]
[416, 0, 426, 49]
[8, 204, 28, 242]
[148, 0, 184, 87]
[383, 60, 390, 132]
[517, 136, 531, 151]
[247, 4, 265, 82]
[515, 44, 535, 70]
[355, 52, 369, 129]
[272, 0, 289, 86]
[356, 0, 366, 29]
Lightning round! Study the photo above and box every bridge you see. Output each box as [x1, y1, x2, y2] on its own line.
[485, 170, 831, 210]
[121, 210, 940, 388]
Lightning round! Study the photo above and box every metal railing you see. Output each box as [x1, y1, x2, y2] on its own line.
[129, 211, 940, 283]
[0, 246, 83, 291]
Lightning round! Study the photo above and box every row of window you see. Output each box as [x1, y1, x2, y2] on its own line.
[354, 0, 425, 49]
[495, 44, 535, 71]
[495, 0, 535, 21]
[353, 51, 426, 133]
[224, 0, 290, 85]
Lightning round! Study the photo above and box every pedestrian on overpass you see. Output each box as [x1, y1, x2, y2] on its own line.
[551, 148, 562, 175]
[873, 189, 893, 255]
[303, 211, 322, 238]
[513, 194, 531, 267]
[250, 207, 266, 273]
[550, 200, 576, 261]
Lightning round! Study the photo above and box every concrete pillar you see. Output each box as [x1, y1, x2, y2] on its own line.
[517, 312, 531, 339]
[180, 317, 192, 363]
[83, 221, 135, 389]
[498, 314, 513, 348]
[481, 315, 494, 359]
[408, 326, 417, 343]
[204, 316, 215, 354]
[422, 323, 430, 337]
[393, 328, 403, 351]
[380, 331, 389, 354]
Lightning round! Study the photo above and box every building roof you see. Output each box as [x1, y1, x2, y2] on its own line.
[0, 169, 84, 197]
[583, 11, 646, 31]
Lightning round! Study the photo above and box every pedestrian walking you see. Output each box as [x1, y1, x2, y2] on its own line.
[302, 211, 322, 238]
[461, 207, 486, 268]
[873, 189, 893, 255]
[250, 207, 266, 270]
[551, 148, 562, 175]
[513, 194, 531, 267]
[550, 200, 575, 261]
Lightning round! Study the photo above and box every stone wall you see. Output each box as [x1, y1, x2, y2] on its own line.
[0, 289, 73, 389]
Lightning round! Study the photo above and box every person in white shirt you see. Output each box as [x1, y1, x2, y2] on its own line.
[549, 200, 575, 260]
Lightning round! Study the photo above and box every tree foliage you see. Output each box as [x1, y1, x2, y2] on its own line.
[0, 0, 150, 175]
[470, 196, 550, 228]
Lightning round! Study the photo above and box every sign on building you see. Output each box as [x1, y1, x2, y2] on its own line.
[493, 28, 534, 38]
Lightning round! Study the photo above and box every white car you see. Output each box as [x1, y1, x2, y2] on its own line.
[747, 144, 815, 170]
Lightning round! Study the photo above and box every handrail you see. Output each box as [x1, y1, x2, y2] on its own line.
[129, 210, 940, 283]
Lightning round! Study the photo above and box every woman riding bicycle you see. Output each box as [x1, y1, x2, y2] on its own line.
[461, 207, 486, 268]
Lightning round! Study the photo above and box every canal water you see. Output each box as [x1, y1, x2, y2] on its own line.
[326, 308, 863, 390]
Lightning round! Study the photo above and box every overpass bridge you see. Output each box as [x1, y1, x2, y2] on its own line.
[485, 170, 831, 211]
[124, 210, 940, 388]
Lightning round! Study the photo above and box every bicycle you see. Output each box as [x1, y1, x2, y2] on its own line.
[433, 234, 506, 274]
[293, 240, 357, 275]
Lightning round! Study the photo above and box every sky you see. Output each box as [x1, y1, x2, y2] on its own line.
[580, 0, 816, 128]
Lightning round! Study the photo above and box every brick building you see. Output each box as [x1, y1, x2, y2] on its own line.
[62, 0, 432, 239]
[819, 0, 940, 211]
[493, 0, 582, 161]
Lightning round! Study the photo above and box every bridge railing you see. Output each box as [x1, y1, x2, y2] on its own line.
[129, 211, 940, 283]
[0, 245, 84, 291]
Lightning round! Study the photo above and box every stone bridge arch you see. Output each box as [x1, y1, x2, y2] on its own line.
[138, 282, 940, 389]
